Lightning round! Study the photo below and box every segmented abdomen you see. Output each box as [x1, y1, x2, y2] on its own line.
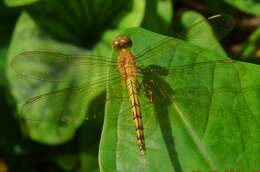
[118, 48, 146, 155]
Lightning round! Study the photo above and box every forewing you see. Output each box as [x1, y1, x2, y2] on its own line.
[21, 83, 103, 123]
[12, 51, 117, 83]
[176, 14, 234, 43]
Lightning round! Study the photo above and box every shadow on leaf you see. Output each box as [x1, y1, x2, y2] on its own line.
[141, 64, 183, 172]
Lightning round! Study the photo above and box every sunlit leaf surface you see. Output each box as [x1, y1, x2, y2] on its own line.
[99, 28, 260, 171]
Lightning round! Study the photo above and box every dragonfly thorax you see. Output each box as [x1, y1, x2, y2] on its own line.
[112, 35, 132, 50]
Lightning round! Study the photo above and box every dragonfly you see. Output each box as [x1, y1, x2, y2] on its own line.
[11, 14, 235, 155]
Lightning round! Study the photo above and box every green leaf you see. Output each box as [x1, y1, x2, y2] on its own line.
[6, 12, 93, 144]
[141, 0, 173, 34]
[4, 0, 39, 7]
[223, 0, 260, 16]
[175, 11, 233, 56]
[99, 27, 260, 171]
[240, 27, 260, 60]
[0, 0, 19, 86]
[26, 0, 143, 48]
[53, 153, 79, 172]
[157, 0, 173, 24]
[94, 0, 145, 56]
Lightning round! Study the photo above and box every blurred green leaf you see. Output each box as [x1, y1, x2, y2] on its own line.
[26, 0, 143, 48]
[241, 27, 260, 60]
[175, 11, 234, 56]
[94, 0, 145, 56]
[223, 0, 260, 15]
[80, 143, 100, 172]
[157, 0, 173, 23]
[54, 153, 79, 171]
[99, 27, 260, 171]
[141, 0, 173, 34]
[4, 0, 39, 7]
[0, 0, 19, 85]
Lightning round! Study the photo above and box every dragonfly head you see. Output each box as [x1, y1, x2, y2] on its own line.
[112, 35, 132, 51]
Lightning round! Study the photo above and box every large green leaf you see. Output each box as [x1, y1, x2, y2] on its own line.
[99, 27, 260, 171]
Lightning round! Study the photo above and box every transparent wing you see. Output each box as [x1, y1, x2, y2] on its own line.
[11, 51, 118, 83]
[133, 14, 234, 63]
[167, 59, 235, 73]
[176, 14, 234, 42]
[138, 60, 236, 103]
[11, 51, 122, 124]
[134, 35, 235, 77]
[20, 75, 120, 123]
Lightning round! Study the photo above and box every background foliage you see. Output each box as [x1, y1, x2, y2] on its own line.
[1, 0, 260, 171]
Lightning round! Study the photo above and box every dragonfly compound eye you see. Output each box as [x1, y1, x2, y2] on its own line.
[112, 35, 132, 50]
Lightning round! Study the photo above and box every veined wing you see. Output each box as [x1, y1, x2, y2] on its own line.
[11, 51, 119, 83]
[175, 14, 234, 43]
[132, 13, 234, 63]
[20, 81, 105, 123]
[131, 14, 235, 76]
[138, 59, 236, 105]
[134, 31, 235, 78]
[11, 51, 121, 126]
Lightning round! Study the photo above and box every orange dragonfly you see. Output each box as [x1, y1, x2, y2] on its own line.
[11, 14, 234, 155]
